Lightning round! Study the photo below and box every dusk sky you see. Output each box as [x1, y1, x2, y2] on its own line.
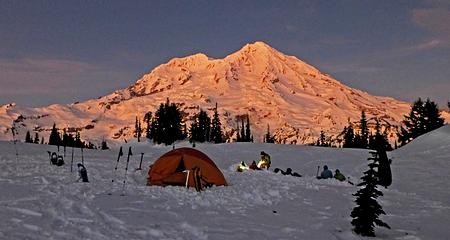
[1, 0, 449, 107]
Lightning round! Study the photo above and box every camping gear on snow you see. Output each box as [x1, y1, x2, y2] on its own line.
[236, 161, 249, 172]
[56, 155, 65, 166]
[377, 150, 392, 188]
[257, 151, 271, 170]
[147, 148, 227, 191]
[48, 151, 64, 166]
[77, 163, 89, 182]
[274, 168, 302, 177]
[50, 152, 58, 165]
[249, 161, 260, 170]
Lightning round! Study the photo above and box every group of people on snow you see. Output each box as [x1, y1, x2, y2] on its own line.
[317, 165, 346, 182]
[237, 151, 351, 182]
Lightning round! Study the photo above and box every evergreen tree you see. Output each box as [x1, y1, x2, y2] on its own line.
[74, 132, 83, 148]
[151, 98, 183, 145]
[25, 131, 32, 143]
[397, 98, 444, 146]
[189, 115, 199, 143]
[265, 124, 275, 143]
[210, 103, 223, 143]
[351, 150, 391, 236]
[40, 137, 44, 144]
[62, 129, 68, 147]
[101, 139, 109, 150]
[34, 132, 39, 144]
[134, 116, 142, 142]
[316, 130, 330, 147]
[342, 124, 355, 148]
[236, 124, 241, 142]
[240, 118, 245, 142]
[354, 111, 369, 148]
[424, 99, 444, 132]
[189, 109, 211, 143]
[144, 111, 152, 140]
[245, 115, 252, 142]
[198, 110, 211, 142]
[48, 123, 61, 146]
[369, 119, 392, 151]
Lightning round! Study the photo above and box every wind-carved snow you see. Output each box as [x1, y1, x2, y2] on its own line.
[0, 42, 448, 145]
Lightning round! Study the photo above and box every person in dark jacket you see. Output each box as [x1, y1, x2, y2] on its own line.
[318, 165, 333, 179]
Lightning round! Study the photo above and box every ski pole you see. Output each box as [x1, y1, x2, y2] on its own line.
[70, 147, 74, 172]
[121, 146, 132, 196]
[81, 146, 84, 165]
[112, 147, 124, 183]
[108, 146, 124, 195]
[137, 152, 144, 170]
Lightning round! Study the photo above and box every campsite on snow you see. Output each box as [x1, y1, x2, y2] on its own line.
[2, 2, 450, 239]
[1, 124, 450, 239]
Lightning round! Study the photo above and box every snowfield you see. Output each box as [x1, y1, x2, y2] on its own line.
[1, 126, 449, 239]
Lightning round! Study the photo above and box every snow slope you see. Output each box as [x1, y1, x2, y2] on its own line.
[0, 42, 423, 145]
[1, 125, 449, 239]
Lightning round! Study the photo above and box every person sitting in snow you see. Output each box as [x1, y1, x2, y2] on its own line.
[334, 169, 346, 182]
[257, 151, 271, 170]
[318, 165, 333, 179]
[77, 163, 89, 182]
[249, 160, 260, 170]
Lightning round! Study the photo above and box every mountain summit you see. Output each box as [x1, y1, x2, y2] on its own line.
[0, 42, 414, 144]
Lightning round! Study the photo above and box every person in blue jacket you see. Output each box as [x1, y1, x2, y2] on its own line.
[318, 165, 333, 179]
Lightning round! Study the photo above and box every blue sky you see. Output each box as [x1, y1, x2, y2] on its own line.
[1, 0, 449, 108]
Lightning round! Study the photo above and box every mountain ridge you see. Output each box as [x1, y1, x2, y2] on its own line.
[1, 41, 442, 145]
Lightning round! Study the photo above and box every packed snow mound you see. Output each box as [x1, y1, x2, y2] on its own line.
[0, 42, 418, 145]
[1, 138, 450, 239]
[393, 125, 450, 157]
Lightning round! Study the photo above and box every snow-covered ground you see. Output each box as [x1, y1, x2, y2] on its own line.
[1, 126, 449, 239]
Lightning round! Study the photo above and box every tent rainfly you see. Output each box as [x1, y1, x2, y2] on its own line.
[147, 148, 227, 191]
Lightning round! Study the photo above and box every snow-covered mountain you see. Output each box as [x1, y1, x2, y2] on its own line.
[0, 41, 446, 145]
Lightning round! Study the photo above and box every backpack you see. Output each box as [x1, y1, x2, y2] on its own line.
[56, 155, 65, 166]
[50, 152, 58, 165]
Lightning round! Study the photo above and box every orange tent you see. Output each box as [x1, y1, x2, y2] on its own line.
[147, 148, 227, 190]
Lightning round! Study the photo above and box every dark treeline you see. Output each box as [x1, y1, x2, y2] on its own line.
[397, 98, 445, 146]
[135, 99, 225, 145]
[48, 123, 97, 149]
[315, 97, 445, 150]
[189, 103, 224, 144]
[236, 114, 253, 142]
